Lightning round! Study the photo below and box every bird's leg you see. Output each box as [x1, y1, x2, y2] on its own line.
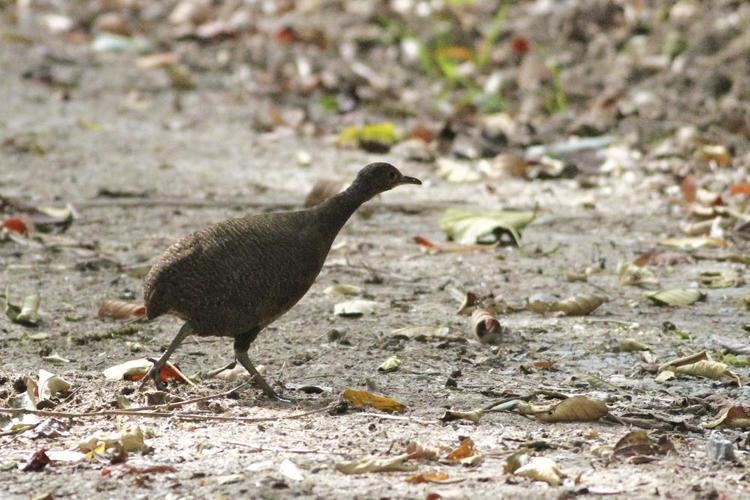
[234, 333, 291, 403]
[139, 322, 193, 391]
[205, 359, 237, 378]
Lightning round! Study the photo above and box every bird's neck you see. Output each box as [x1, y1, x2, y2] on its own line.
[314, 184, 374, 238]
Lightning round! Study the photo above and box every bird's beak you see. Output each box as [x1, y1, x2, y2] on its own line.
[399, 175, 422, 185]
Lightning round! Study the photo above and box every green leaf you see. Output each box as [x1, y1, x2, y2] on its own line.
[438, 208, 536, 245]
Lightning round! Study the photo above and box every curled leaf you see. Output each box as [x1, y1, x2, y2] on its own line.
[673, 360, 740, 385]
[646, 288, 706, 306]
[102, 358, 194, 385]
[514, 457, 563, 486]
[613, 430, 675, 459]
[617, 262, 659, 288]
[334, 299, 379, 318]
[98, 300, 146, 319]
[335, 453, 415, 475]
[527, 293, 606, 316]
[471, 307, 503, 345]
[617, 338, 651, 352]
[405, 471, 451, 484]
[438, 208, 536, 245]
[535, 396, 609, 423]
[342, 388, 406, 413]
[440, 408, 484, 423]
[704, 406, 750, 429]
[442, 437, 481, 465]
[378, 355, 401, 373]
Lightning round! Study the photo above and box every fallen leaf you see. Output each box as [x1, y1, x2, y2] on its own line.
[342, 388, 406, 413]
[378, 355, 401, 373]
[514, 457, 563, 486]
[414, 235, 497, 253]
[335, 453, 416, 474]
[646, 288, 706, 306]
[4, 292, 41, 326]
[102, 358, 193, 385]
[697, 144, 731, 166]
[334, 300, 379, 317]
[527, 293, 606, 316]
[436, 158, 481, 183]
[337, 122, 399, 152]
[471, 307, 503, 345]
[535, 396, 609, 423]
[617, 262, 659, 288]
[406, 441, 442, 461]
[405, 471, 451, 484]
[444, 437, 479, 462]
[633, 249, 691, 267]
[613, 430, 675, 459]
[279, 459, 304, 482]
[98, 299, 146, 319]
[704, 406, 750, 429]
[729, 183, 750, 196]
[659, 237, 728, 250]
[617, 338, 651, 352]
[21, 449, 51, 472]
[440, 408, 484, 423]
[698, 270, 740, 288]
[2, 216, 30, 235]
[38, 370, 71, 400]
[673, 360, 740, 385]
[439, 208, 536, 245]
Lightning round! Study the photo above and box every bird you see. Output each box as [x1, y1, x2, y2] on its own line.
[140, 162, 421, 400]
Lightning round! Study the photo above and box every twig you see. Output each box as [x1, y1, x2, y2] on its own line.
[482, 389, 570, 413]
[585, 318, 639, 327]
[355, 412, 437, 425]
[126, 382, 250, 412]
[223, 442, 341, 455]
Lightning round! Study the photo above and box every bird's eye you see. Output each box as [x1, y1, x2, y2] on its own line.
[389, 171, 397, 179]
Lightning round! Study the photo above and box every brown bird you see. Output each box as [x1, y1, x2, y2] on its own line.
[141, 162, 421, 400]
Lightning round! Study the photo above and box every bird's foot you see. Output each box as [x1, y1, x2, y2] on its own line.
[205, 360, 238, 379]
[138, 358, 167, 391]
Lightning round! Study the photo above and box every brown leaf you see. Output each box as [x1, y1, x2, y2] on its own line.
[471, 307, 503, 344]
[414, 236, 497, 253]
[98, 299, 146, 319]
[342, 388, 406, 413]
[633, 249, 691, 267]
[680, 175, 697, 204]
[22, 449, 51, 472]
[705, 405, 750, 429]
[406, 441, 441, 461]
[613, 430, 675, 459]
[729, 183, 750, 196]
[535, 396, 609, 423]
[405, 471, 451, 484]
[445, 437, 477, 461]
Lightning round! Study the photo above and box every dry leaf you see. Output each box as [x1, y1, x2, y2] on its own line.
[659, 237, 728, 250]
[279, 459, 304, 481]
[102, 358, 194, 385]
[405, 471, 451, 484]
[342, 388, 406, 413]
[471, 307, 503, 345]
[406, 441, 442, 461]
[514, 457, 563, 486]
[98, 299, 146, 319]
[441, 437, 482, 465]
[535, 396, 609, 423]
[646, 288, 706, 306]
[617, 262, 659, 288]
[440, 408, 484, 423]
[335, 453, 416, 475]
[704, 405, 750, 429]
[323, 284, 363, 296]
[378, 355, 401, 373]
[439, 208, 536, 246]
[527, 293, 606, 316]
[674, 360, 740, 385]
[456, 291, 479, 315]
[334, 300, 379, 317]
[38, 370, 71, 400]
[617, 338, 651, 352]
[633, 249, 691, 267]
[613, 430, 675, 459]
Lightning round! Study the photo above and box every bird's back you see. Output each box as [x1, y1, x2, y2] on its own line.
[144, 210, 333, 336]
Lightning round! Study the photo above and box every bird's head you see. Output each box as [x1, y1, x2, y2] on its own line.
[351, 162, 421, 196]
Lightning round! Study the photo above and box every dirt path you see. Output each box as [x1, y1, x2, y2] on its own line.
[1, 6, 750, 499]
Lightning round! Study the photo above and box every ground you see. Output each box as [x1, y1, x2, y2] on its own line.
[1, 1, 749, 499]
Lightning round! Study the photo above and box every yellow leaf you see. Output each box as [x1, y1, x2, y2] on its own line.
[342, 388, 406, 413]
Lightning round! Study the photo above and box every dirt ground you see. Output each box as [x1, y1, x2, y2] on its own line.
[2, 1, 750, 499]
